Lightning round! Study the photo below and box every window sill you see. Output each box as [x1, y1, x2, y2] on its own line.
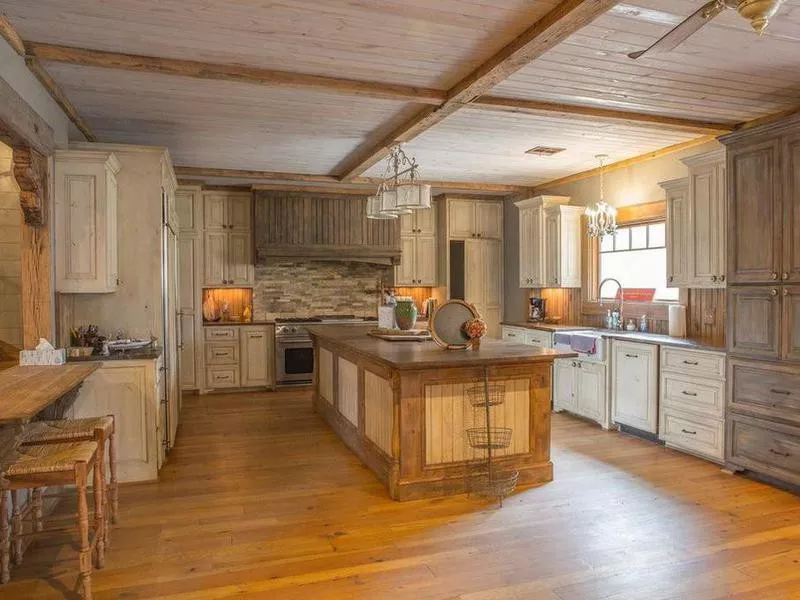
[582, 301, 675, 322]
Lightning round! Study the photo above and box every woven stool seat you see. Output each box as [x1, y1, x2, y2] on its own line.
[20, 417, 114, 445]
[6, 442, 98, 476]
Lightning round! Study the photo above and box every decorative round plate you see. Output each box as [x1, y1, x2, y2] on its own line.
[429, 300, 480, 350]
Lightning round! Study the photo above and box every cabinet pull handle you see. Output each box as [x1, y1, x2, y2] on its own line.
[682, 390, 698, 397]
[681, 429, 697, 435]
[625, 353, 639, 358]
[770, 388, 792, 396]
[769, 448, 790, 458]
[250, 335, 264, 339]
[683, 360, 699, 365]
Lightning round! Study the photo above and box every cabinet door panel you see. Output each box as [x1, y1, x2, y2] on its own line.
[240, 327, 272, 387]
[395, 236, 416, 285]
[415, 208, 436, 236]
[175, 189, 200, 233]
[416, 236, 438, 286]
[728, 139, 781, 283]
[464, 239, 483, 306]
[728, 286, 781, 361]
[178, 236, 197, 313]
[783, 286, 800, 363]
[179, 313, 197, 390]
[203, 231, 227, 285]
[476, 202, 503, 239]
[612, 341, 658, 433]
[227, 195, 252, 231]
[553, 359, 576, 413]
[448, 200, 475, 239]
[227, 232, 254, 285]
[691, 167, 719, 286]
[398, 213, 415, 236]
[544, 210, 560, 287]
[529, 207, 544, 287]
[576, 361, 605, 423]
[519, 208, 533, 287]
[784, 134, 800, 283]
[203, 194, 227, 230]
[483, 239, 503, 309]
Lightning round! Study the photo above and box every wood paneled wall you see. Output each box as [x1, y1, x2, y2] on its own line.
[363, 371, 394, 456]
[338, 358, 359, 426]
[685, 288, 726, 343]
[319, 348, 334, 405]
[392, 286, 448, 316]
[202, 288, 253, 322]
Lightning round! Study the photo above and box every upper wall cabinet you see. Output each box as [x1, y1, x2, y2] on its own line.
[54, 150, 121, 293]
[664, 150, 727, 289]
[202, 192, 254, 287]
[395, 206, 437, 286]
[515, 196, 581, 289]
[447, 198, 502, 240]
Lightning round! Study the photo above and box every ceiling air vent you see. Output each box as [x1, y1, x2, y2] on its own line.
[526, 146, 566, 156]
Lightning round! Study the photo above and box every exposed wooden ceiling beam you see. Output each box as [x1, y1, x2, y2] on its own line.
[25, 42, 448, 105]
[24, 56, 95, 141]
[333, 0, 620, 181]
[0, 16, 25, 56]
[531, 135, 717, 193]
[175, 166, 529, 193]
[251, 183, 373, 196]
[470, 96, 736, 135]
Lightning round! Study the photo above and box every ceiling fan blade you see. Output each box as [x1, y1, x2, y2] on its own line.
[628, 0, 725, 59]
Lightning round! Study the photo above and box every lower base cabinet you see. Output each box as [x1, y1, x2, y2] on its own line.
[612, 341, 659, 434]
[728, 413, 800, 486]
[553, 358, 609, 429]
[70, 358, 162, 483]
[203, 324, 275, 391]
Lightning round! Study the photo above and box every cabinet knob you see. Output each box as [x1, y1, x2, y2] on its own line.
[784, 288, 789, 297]
[711, 275, 717, 282]
[668, 276, 673, 282]
[783, 272, 789, 280]
[771, 289, 778, 296]
[772, 272, 779, 280]
[572, 361, 577, 367]
[719, 275, 725, 282]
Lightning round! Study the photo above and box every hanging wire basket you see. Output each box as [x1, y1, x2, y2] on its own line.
[466, 466, 520, 500]
[465, 382, 506, 407]
[466, 427, 512, 450]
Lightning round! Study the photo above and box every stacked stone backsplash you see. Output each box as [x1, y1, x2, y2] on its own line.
[253, 261, 390, 319]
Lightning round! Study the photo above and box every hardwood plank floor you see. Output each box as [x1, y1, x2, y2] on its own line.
[3, 390, 799, 599]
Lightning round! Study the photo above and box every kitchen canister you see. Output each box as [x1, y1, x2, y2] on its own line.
[668, 304, 687, 338]
[394, 297, 418, 331]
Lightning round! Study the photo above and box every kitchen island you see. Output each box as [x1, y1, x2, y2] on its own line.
[307, 325, 576, 500]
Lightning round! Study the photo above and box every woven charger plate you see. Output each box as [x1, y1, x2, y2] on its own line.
[429, 300, 479, 350]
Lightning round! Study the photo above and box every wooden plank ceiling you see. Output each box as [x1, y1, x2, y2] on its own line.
[1, 0, 798, 187]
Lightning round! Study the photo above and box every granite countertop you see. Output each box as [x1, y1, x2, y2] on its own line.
[502, 321, 726, 352]
[306, 324, 577, 371]
[67, 346, 164, 362]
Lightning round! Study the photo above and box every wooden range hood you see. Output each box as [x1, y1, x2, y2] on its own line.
[253, 191, 401, 266]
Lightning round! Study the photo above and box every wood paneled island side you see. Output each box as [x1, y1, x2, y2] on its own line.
[307, 325, 576, 500]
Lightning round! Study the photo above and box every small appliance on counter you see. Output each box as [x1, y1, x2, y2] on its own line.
[528, 297, 547, 322]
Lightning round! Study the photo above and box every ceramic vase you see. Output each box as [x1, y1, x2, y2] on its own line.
[394, 300, 418, 331]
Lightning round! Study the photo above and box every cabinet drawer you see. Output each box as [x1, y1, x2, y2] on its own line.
[502, 327, 525, 342]
[728, 414, 800, 485]
[661, 408, 724, 462]
[729, 359, 800, 424]
[204, 327, 239, 341]
[661, 347, 725, 379]
[660, 373, 725, 418]
[205, 366, 240, 389]
[205, 342, 239, 365]
[525, 330, 552, 348]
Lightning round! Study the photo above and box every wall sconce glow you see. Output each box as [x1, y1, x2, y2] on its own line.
[585, 154, 618, 239]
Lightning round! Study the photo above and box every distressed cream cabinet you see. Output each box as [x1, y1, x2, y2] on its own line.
[465, 238, 503, 339]
[202, 191, 254, 286]
[54, 150, 121, 293]
[515, 195, 581, 289]
[612, 340, 659, 434]
[204, 324, 275, 391]
[661, 178, 690, 287]
[395, 207, 437, 286]
[70, 358, 162, 483]
[176, 185, 204, 391]
[447, 198, 502, 240]
[553, 358, 609, 429]
[240, 325, 275, 387]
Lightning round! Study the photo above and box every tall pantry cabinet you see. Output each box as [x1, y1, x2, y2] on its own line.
[720, 114, 800, 487]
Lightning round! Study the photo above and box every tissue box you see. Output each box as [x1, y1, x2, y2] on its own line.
[19, 348, 66, 366]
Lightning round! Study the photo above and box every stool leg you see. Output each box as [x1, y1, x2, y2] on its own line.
[76, 463, 93, 600]
[92, 459, 105, 570]
[10, 491, 21, 566]
[0, 490, 9, 584]
[32, 488, 44, 533]
[109, 430, 119, 524]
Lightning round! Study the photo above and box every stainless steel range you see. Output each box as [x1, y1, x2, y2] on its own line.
[275, 315, 375, 385]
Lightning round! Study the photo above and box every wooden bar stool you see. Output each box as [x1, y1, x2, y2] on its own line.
[20, 416, 118, 526]
[1, 441, 105, 600]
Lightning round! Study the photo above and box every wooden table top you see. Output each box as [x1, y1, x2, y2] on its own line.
[307, 325, 577, 371]
[0, 363, 101, 423]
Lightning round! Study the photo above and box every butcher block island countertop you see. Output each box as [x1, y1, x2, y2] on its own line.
[307, 325, 576, 500]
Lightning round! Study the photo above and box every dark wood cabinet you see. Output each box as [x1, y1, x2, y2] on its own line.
[784, 134, 800, 284]
[721, 114, 800, 486]
[728, 286, 782, 361]
[726, 139, 782, 284]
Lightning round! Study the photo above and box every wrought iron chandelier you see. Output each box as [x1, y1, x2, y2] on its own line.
[585, 154, 617, 239]
[366, 145, 431, 220]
